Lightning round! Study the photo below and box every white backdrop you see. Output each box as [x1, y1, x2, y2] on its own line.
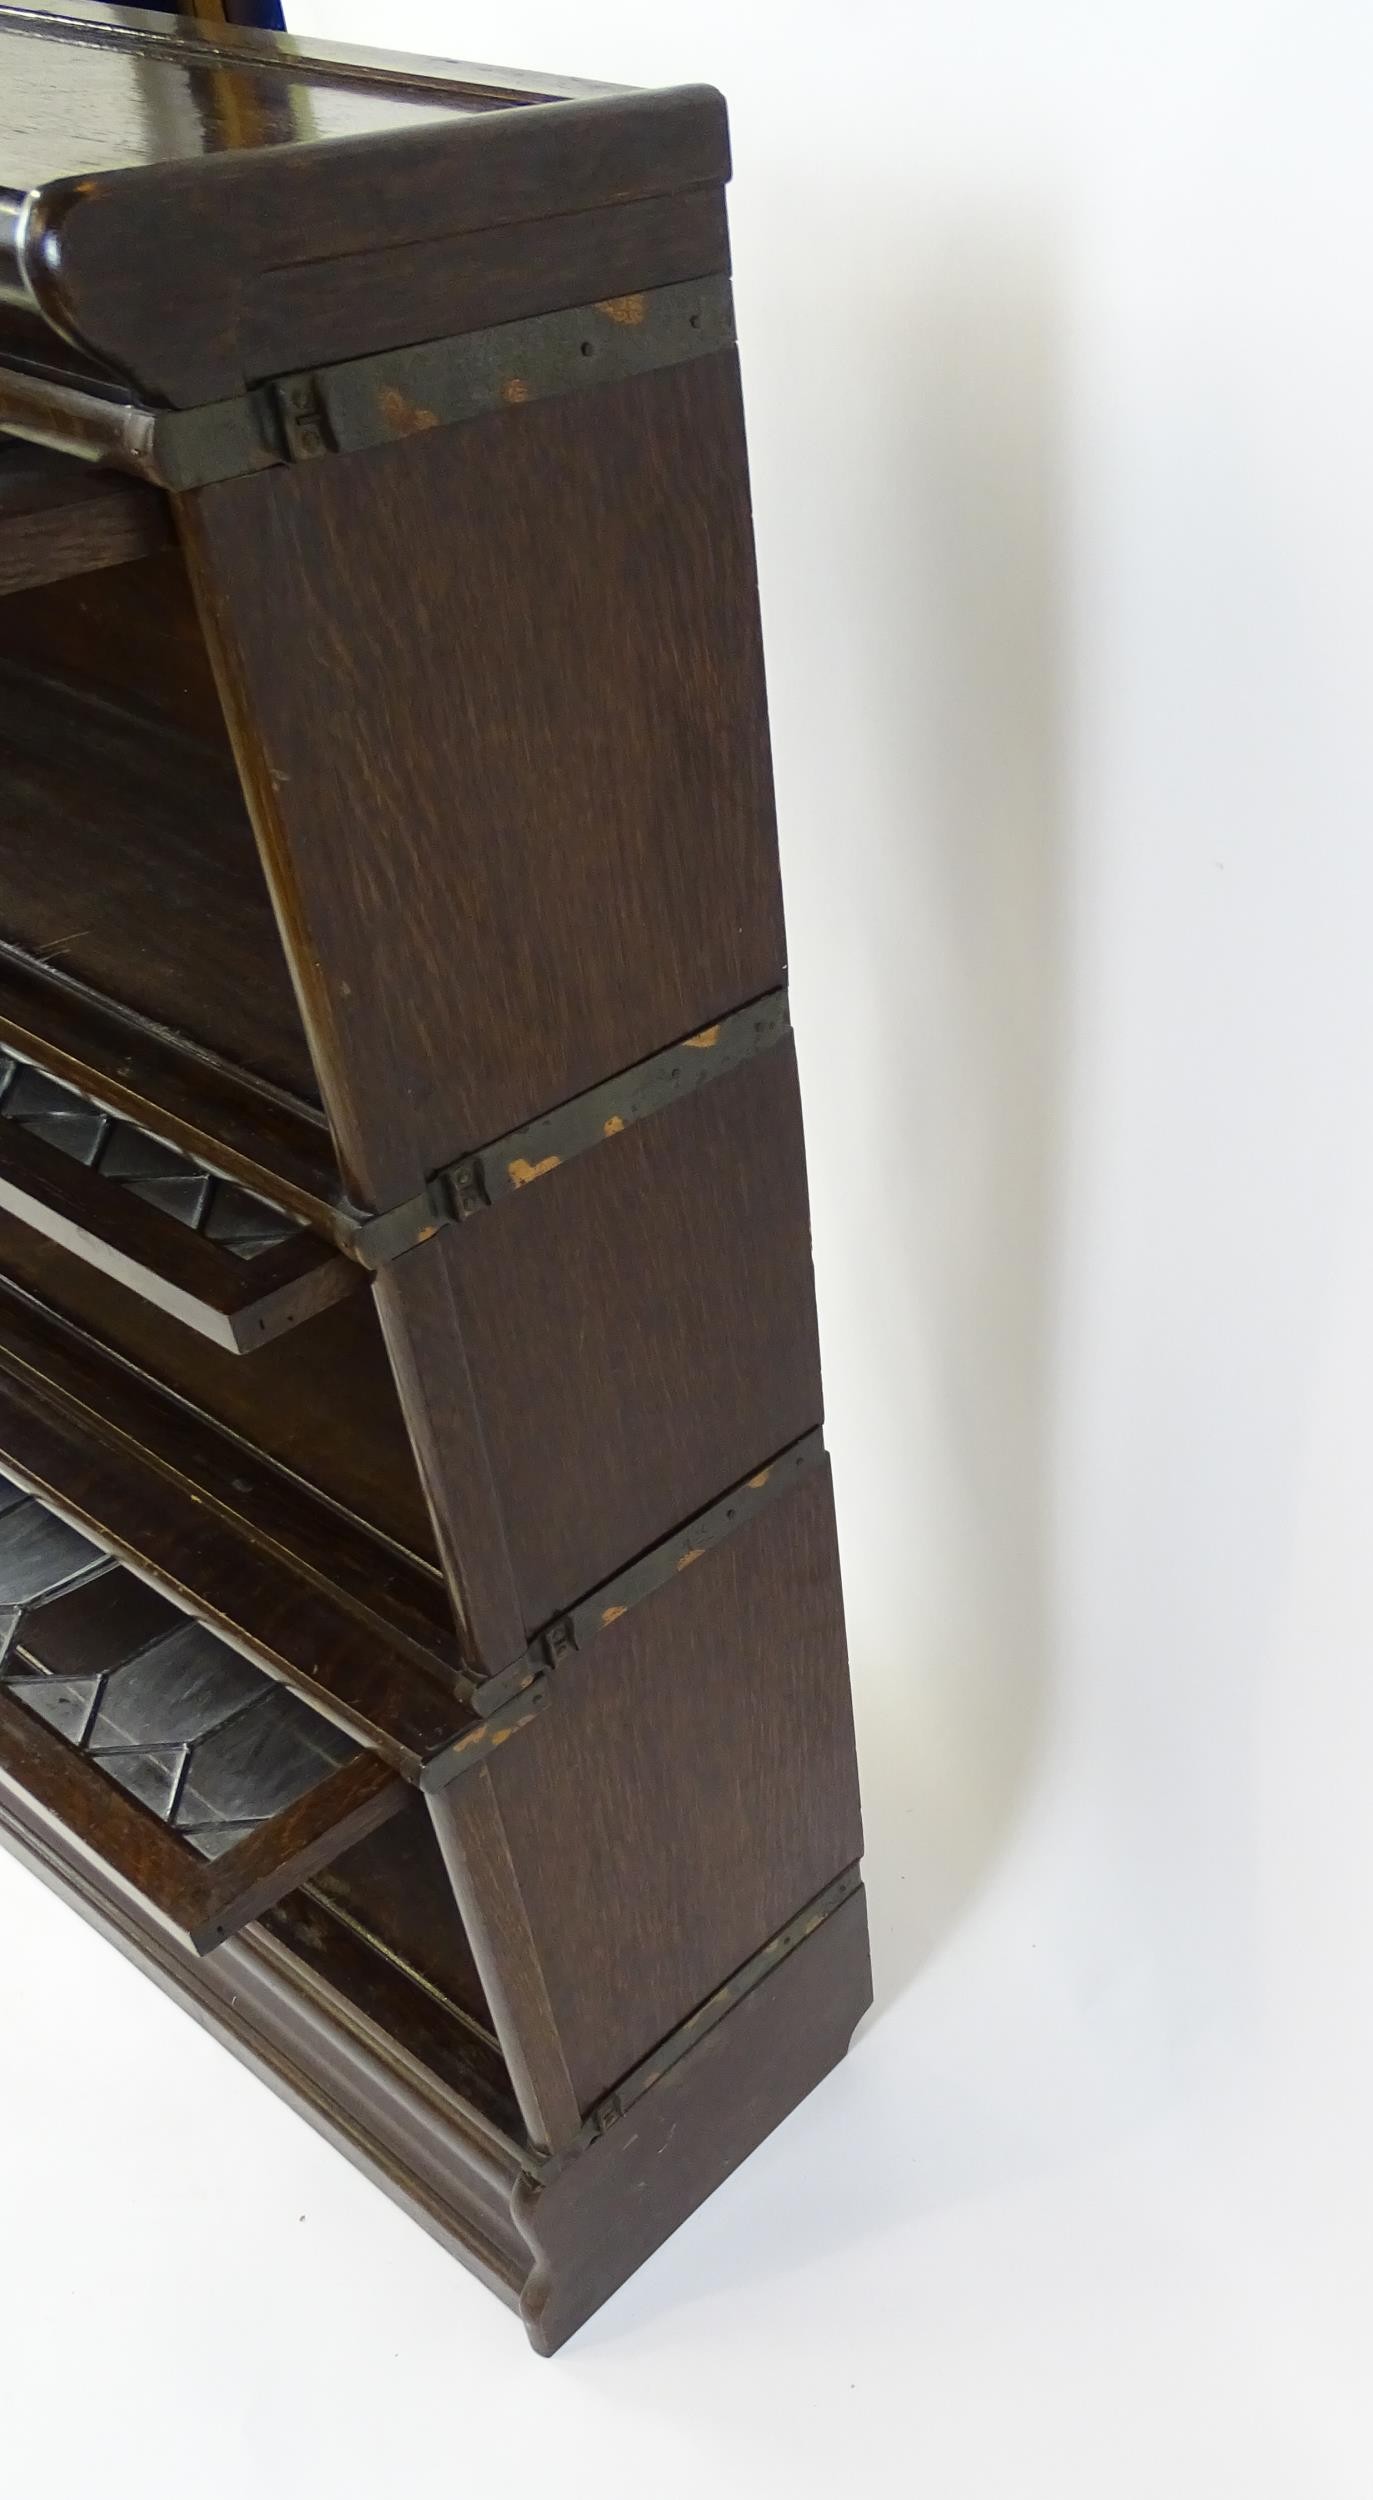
[5, 4, 1373, 2491]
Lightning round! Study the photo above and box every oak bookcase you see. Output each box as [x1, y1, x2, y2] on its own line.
[0, 0, 870, 2350]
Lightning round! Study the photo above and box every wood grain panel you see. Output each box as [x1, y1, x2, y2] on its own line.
[443, 1039, 823, 1629]
[519, 1885, 871, 2353]
[182, 348, 784, 1206]
[16, 84, 727, 403]
[243, 185, 730, 383]
[372, 1235, 525, 1670]
[0, 659, 318, 1101]
[473, 1463, 863, 2111]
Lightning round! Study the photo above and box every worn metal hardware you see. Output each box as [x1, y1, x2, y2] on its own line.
[443, 989, 790, 1224]
[535, 1428, 826, 1670]
[273, 372, 332, 464]
[417, 1674, 552, 1790]
[0, 364, 280, 489]
[350, 987, 789, 1269]
[348, 1177, 449, 1271]
[0, 278, 734, 490]
[269, 275, 735, 464]
[537, 1865, 864, 2170]
[463, 1650, 549, 1720]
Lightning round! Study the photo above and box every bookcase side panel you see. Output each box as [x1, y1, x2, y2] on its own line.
[177, 343, 785, 1209]
[433, 1465, 865, 2126]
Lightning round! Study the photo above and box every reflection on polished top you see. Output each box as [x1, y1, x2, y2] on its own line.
[2, 34, 473, 196]
[0, 0, 583, 200]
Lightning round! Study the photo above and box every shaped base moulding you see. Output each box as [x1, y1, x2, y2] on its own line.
[0, 1764, 871, 2353]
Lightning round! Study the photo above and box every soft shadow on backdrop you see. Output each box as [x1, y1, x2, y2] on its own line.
[769, 194, 1069, 2011]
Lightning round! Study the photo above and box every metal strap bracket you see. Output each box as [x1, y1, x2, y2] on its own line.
[422, 1427, 827, 1788]
[0, 277, 735, 490]
[350, 987, 789, 1273]
[267, 276, 735, 465]
[537, 1864, 864, 2173]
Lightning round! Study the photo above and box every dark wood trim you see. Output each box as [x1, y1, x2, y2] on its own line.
[243, 187, 730, 394]
[0, 441, 169, 596]
[0, 1688, 405, 1949]
[0, 1112, 355, 1350]
[517, 1887, 872, 2353]
[13, 85, 730, 404]
[429, 1764, 584, 2155]
[0, 1301, 477, 1770]
[371, 1239, 530, 1678]
[0, 952, 343, 1229]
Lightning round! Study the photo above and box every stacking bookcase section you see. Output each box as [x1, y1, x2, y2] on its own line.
[432, 1440, 863, 2127]
[433, 997, 823, 1630]
[0, 0, 870, 2356]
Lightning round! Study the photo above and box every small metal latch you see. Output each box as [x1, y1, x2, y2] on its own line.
[272, 373, 334, 461]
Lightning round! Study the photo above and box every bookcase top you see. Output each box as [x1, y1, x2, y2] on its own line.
[0, 1, 726, 408]
[1, 0, 601, 195]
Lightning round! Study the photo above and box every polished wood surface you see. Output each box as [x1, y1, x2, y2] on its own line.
[3, 3, 725, 407]
[0, 1, 867, 2350]
[445, 1041, 823, 1631]
[0, 15, 485, 195]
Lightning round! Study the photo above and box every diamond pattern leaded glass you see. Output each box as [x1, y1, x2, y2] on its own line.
[0, 1048, 301, 1260]
[0, 1467, 358, 1856]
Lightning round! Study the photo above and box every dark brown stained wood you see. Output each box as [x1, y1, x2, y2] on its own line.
[303, 1797, 495, 2038]
[0, 442, 169, 599]
[0, 1682, 404, 1951]
[444, 1040, 823, 1630]
[244, 186, 729, 387]
[518, 1885, 871, 2352]
[372, 1237, 525, 1674]
[0, 1109, 353, 1351]
[180, 348, 783, 1207]
[0, 1214, 440, 1565]
[449, 1465, 864, 2113]
[0, 1282, 475, 1768]
[0, 10, 868, 2344]
[0, 547, 237, 744]
[264, 1883, 523, 2143]
[0, 660, 321, 1104]
[10, 68, 727, 403]
[430, 1765, 583, 2153]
